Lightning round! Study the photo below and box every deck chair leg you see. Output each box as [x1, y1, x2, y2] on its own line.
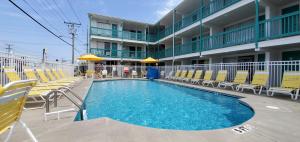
[258, 86, 263, 95]
[4, 124, 15, 142]
[252, 88, 257, 95]
[19, 120, 38, 142]
[294, 89, 299, 100]
[271, 91, 275, 97]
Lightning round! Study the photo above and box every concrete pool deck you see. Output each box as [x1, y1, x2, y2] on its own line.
[1, 78, 300, 142]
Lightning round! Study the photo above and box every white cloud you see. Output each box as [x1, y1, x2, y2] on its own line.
[155, 0, 183, 18]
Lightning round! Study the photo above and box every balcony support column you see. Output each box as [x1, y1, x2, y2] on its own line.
[172, 9, 176, 71]
[255, 0, 260, 51]
[199, 0, 203, 57]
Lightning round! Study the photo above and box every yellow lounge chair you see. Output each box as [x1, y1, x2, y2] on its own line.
[45, 69, 76, 84]
[171, 70, 181, 80]
[51, 68, 78, 82]
[218, 70, 248, 90]
[5, 68, 64, 108]
[240, 71, 269, 95]
[191, 70, 203, 84]
[85, 70, 95, 78]
[201, 70, 213, 86]
[177, 70, 188, 81]
[203, 70, 227, 87]
[35, 69, 73, 87]
[0, 80, 38, 142]
[267, 72, 300, 100]
[58, 69, 81, 81]
[183, 70, 195, 82]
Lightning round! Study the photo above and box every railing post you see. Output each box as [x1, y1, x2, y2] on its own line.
[255, 0, 260, 51]
[172, 9, 176, 71]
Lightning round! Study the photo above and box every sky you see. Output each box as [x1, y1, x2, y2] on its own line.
[0, 0, 182, 62]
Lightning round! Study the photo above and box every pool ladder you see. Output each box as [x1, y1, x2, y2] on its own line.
[45, 87, 87, 121]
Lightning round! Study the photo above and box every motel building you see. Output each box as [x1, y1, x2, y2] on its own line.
[88, 0, 300, 68]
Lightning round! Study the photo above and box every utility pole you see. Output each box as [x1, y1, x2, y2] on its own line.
[42, 48, 47, 63]
[64, 21, 81, 64]
[5, 44, 13, 54]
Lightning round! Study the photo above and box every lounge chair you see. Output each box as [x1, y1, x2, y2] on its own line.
[132, 70, 138, 78]
[58, 69, 81, 81]
[45, 69, 76, 85]
[165, 71, 173, 80]
[51, 69, 79, 83]
[85, 70, 95, 78]
[191, 70, 203, 84]
[218, 70, 248, 90]
[240, 71, 269, 95]
[171, 70, 181, 80]
[203, 70, 227, 87]
[267, 72, 300, 100]
[201, 70, 213, 86]
[160, 71, 165, 78]
[6, 68, 68, 108]
[0, 80, 38, 142]
[102, 70, 108, 78]
[183, 70, 195, 82]
[177, 70, 188, 81]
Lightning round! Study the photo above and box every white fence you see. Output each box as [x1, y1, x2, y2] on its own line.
[164, 61, 300, 88]
[0, 51, 74, 86]
[87, 60, 300, 88]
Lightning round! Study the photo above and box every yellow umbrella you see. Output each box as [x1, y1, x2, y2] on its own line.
[78, 54, 104, 61]
[141, 57, 159, 63]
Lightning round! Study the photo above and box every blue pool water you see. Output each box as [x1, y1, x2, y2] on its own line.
[77, 80, 254, 130]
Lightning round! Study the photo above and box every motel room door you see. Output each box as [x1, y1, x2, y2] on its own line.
[112, 24, 118, 38]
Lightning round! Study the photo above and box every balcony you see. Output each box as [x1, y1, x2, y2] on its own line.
[90, 27, 157, 42]
[201, 24, 255, 51]
[90, 48, 146, 59]
[175, 40, 200, 56]
[259, 11, 300, 41]
[159, 0, 242, 39]
[202, 0, 241, 18]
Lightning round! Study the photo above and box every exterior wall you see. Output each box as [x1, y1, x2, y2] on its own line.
[89, 0, 300, 65]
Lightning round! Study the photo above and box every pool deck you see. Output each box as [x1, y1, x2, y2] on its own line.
[1, 78, 300, 142]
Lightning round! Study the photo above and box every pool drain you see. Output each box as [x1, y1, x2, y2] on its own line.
[232, 124, 253, 134]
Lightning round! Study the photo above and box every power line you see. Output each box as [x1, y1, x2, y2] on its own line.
[33, 0, 67, 34]
[8, 0, 72, 46]
[22, 0, 62, 35]
[66, 0, 82, 24]
[51, 0, 70, 22]
[0, 39, 67, 46]
[36, 0, 65, 24]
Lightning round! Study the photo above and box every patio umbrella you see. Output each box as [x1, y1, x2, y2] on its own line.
[141, 57, 159, 64]
[78, 54, 104, 61]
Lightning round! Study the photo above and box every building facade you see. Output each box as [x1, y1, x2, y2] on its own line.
[88, 0, 300, 66]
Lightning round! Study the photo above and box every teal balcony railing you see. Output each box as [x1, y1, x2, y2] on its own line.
[259, 11, 300, 41]
[90, 48, 146, 59]
[159, 0, 241, 39]
[159, 26, 173, 39]
[90, 27, 122, 39]
[201, 24, 255, 51]
[175, 40, 200, 56]
[202, 0, 241, 18]
[175, 8, 202, 32]
[90, 27, 158, 42]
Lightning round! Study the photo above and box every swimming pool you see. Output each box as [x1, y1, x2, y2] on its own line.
[76, 80, 254, 130]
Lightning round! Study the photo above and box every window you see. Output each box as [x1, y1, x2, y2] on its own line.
[104, 42, 110, 56]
